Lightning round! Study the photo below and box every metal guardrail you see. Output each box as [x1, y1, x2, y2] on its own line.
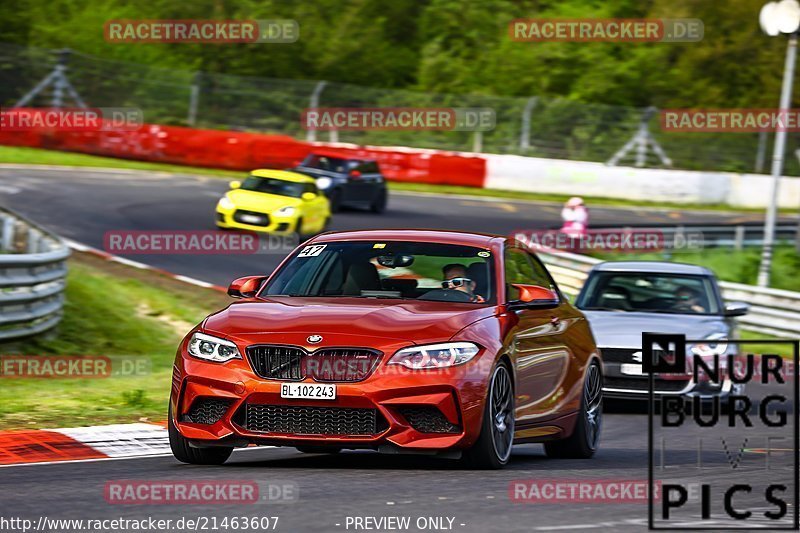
[537, 249, 800, 338]
[586, 224, 797, 249]
[0, 207, 70, 342]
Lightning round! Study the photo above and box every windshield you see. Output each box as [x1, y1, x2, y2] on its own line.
[300, 154, 357, 173]
[241, 176, 311, 198]
[576, 272, 719, 315]
[263, 241, 495, 304]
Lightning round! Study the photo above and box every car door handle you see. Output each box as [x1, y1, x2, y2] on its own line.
[550, 317, 561, 327]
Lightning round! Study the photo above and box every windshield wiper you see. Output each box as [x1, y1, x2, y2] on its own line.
[581, 306, 626, 312]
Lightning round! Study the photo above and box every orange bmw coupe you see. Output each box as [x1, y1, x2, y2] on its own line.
[169, 230, 602, 468]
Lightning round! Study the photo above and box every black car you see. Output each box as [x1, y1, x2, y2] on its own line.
[291, 152, 388, 213]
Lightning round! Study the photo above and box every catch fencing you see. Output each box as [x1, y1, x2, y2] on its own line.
[1, 43, 798, 175]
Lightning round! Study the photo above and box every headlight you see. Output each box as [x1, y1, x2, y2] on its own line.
[690, 333, 729, 358]
[275, 206, 296, 216]
[187, 332, 241, 363]
[217, 196, 235, 210]
[388, 342, 480, 370]
[316, 177, 332, 190]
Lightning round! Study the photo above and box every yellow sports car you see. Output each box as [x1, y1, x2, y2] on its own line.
[215, 170, 331, 236]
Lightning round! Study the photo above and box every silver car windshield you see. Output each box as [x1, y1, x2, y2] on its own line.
[576, 273, 720, 315]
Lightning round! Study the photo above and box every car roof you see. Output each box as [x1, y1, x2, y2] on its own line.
[591, 261, 713, 276]
[306, 150, 376, 162]
[311, 229, 501, 247]
[250, 169, 316, 183]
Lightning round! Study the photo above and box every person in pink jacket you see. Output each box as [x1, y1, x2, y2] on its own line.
[560, 196, 589, 237]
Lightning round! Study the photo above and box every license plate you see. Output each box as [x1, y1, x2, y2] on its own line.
[280, 383, 336, 400]
[240, 214, 263, 224]
[620, 363, 645, 376]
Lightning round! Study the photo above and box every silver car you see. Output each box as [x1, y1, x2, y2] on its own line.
[575, 261, 749, 399]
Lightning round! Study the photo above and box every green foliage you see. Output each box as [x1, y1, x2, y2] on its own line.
[2, 1, 797, 170]
[0, 0, 789, 106]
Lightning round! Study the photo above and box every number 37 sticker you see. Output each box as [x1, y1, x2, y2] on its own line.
[298, 244, 327, 257]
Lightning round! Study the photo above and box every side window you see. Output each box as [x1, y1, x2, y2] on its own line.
[504, 247, 558, 300]
[527, 253, 558, 292]
[504, 248, 536, 300]
[362, 162, 379, 173]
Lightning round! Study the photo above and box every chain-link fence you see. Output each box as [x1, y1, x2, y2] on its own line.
[1, 42, 796, 175]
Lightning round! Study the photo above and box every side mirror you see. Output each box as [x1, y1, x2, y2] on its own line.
[301, 191, 317, 201]
[508, 284, 560, 310]
[724, 301, 750, 317]
[228, 276, 266, 298]
[229, 180, 241, 190]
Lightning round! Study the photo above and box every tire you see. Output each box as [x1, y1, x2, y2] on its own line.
[544, 360, 602, 459]
[168, 405, 233, 465]
[370, 189, 388, 213]
[462, 361, 515, 469]
[296, 446, 342, 454]
[328, 189, 342, 213]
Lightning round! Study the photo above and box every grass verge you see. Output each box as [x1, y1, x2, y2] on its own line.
[0, 252, 229, 430]
[0, 145, 781, 213]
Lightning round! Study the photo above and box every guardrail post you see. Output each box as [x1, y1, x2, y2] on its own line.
[27, 229, 41, 254]
[734, 225, 745, 250]
[1, 216, 13, 252]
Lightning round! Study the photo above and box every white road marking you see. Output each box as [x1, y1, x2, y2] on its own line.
[53, 423, 171, 458]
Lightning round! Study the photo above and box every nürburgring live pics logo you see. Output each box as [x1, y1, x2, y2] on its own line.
[644, 332, 799, 530]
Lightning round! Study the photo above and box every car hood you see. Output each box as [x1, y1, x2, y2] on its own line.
[203, 297, 497, 346]
[226, 189, 301, 212]
[581, 310, 730, 349]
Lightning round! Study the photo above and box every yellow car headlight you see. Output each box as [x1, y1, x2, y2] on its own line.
[275, 206, 296, 216]
[217, 196, 235, 210]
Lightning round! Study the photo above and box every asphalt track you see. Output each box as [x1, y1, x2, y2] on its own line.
[0, 166, 789, 287]
[0, 166, 797, 532]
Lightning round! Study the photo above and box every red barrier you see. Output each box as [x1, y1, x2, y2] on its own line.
[0, 109, 487, 187]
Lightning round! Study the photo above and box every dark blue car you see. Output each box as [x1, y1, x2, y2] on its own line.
[292, 152, 388, 213]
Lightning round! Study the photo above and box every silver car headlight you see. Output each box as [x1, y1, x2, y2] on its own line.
[188, 332, 241, 363]
[388, 342, 480, 370]
[690, 333, 729, 358]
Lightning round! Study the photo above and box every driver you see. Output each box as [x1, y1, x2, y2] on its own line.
[674, 286, 706, 313]
[441, 264, 485, 303]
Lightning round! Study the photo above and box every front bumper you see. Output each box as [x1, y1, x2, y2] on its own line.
[171, 338, 491, 451]
[602, 358, 736, 400]
[215, 207, 298, 234]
